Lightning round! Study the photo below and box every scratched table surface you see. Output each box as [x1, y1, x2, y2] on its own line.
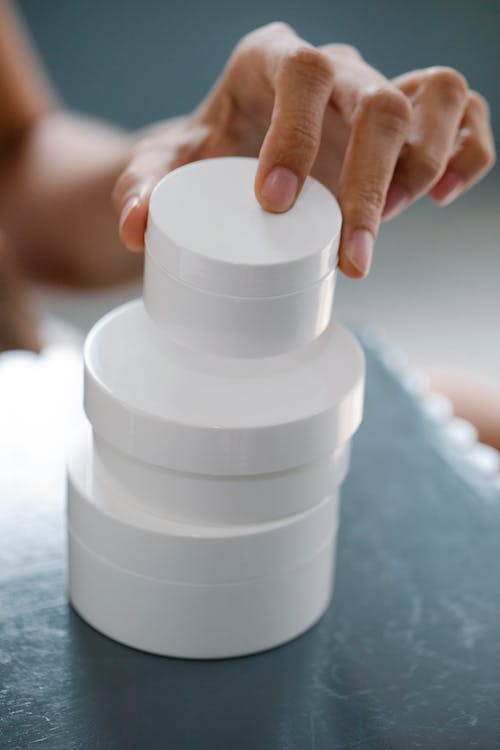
[1, 338, 500, 750]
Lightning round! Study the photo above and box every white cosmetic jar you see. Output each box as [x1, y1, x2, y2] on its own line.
[67, 424, 340, 659]
[144, 157, 342, 357]
[83, 299, 365, 475]
[91, 428, 351, 525]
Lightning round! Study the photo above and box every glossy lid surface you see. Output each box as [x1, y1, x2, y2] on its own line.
[84, 300, 365, 474]
[145, 157, 342, 297]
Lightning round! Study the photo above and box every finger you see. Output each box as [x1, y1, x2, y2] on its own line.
[315, 47, 411, 277]
[113, 123, 211, 251]
[308, 45, 363, 194]
[249, 26, 334, 211]
[383, 67, 469, 219]
[337, 85, 411, 277]
[314, 47, 412, 277]
[429, 91, 496, 205]
[112, 149, 174, 252]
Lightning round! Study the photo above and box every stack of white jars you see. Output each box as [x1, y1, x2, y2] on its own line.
[67, 157, 365, 658]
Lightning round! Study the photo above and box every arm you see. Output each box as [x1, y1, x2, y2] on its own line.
[0, 0, 54, 148]
[0, 8, 495, 286]
[0, 0, 143, 288]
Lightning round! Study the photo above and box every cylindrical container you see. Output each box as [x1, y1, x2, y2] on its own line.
[83, 299, 364, 475]
[91, 427, 351, 525]
[143, 157, 342, 357]
[67, 157, 365, 658]
[68, 423, 340, 659]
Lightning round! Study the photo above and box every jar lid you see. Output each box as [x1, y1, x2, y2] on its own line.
[67, 424, 339, 584]
[145, 157, 342, 298]
[84, 300, 365, 475]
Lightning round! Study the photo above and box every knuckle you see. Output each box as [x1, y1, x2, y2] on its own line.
[462, 133, 496, 170]
[333, 43, 361, 58]
[477, 140, 496, 168]
[343, 178, 387, 220]
[408, 146, 444, 185]
[321, 43, 361, 60]
[359, 86, 412, 135]
[263, 20, 294, 37]
[236, 21, 294, 52]
[426, 66, 468, 104]
[280, 46, 334, 89]
[275, 119, 320, 157]
[467, 90, 491, 118]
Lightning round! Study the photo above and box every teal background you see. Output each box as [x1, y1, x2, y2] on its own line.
[17, 0, 500, 162]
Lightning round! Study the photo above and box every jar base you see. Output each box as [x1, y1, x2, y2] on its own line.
[68, 526, 336, 659]
[67, 439, 339, 659]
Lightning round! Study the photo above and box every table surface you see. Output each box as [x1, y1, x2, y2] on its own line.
[1, 338, 500, 750]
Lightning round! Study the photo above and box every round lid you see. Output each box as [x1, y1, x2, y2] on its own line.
[145, 157, 342, 298]
[68, 421, 339, 584]
[84, 300, 365, 475]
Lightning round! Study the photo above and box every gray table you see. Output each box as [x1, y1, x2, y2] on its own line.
[1, 340, 500, 749]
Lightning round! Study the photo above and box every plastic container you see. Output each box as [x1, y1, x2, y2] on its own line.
[68, 424, 340, 658]
[143, 157, 342, 356]
[91, 426, 351, 525]
[67, 156, 365, 658]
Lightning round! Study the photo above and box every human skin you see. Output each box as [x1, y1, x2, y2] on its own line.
[0, 1, 142, 289]
[0, 3, 497, 443]
[0, 228, 40, 352]
[0, 5, 495, 287]
[114, 22, 495, 278]
[429, 372, 500, 452]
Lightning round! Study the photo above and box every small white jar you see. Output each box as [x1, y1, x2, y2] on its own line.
[67, 157, 365, 658]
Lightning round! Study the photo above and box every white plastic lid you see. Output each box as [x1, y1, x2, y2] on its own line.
[91, 420, 351, 525]
[67, 426, 339, 584]
[84, 300, 365, 475]
[145, 157, 342, 298]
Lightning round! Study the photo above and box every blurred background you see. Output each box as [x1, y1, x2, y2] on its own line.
[18, 0, 500, 381]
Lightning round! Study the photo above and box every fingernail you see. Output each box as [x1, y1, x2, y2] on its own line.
[382, 184, 410, 221]
[433, 171, 465, 205]
[261, 167, 299, 212]
[347, 229, 374, 276]
[119, 196, 140, 235]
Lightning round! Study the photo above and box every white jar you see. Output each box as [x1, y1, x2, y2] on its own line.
[67, 157, 365, 658]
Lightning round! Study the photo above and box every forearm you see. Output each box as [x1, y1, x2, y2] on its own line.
[0, 0, 143, 288]
[0, 0, 55, 148]
[0, 111, 144, 288]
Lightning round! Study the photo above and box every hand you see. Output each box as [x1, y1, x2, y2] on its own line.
[114, 22, 495, 278]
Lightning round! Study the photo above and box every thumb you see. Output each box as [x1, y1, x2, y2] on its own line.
[112, 150, 173, 252]
[113, 121, 212, 251]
